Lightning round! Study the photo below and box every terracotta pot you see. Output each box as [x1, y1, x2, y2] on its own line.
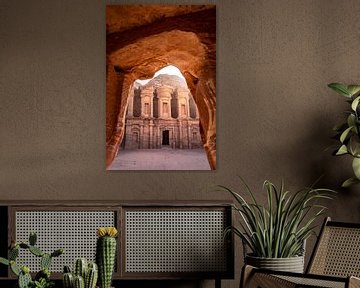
[245, 254, 304, 273]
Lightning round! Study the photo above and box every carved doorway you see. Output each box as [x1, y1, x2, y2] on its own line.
[162, 130, 170, 146]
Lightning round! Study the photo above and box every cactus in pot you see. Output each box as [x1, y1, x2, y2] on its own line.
[62, 266, 74, 288]
[18, 266, 32, 288]
[96, 227, 118, 288]
[73, 275, 85, 288]
[85, 262, 98, 288]
[0, 232, 63, 288]
[62, 259, 98, 288]
[74, 258, 88, 280]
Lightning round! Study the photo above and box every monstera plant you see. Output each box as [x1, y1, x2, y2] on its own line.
[329, 83, 360, 187]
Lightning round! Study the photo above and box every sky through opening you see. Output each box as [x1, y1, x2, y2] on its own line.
[135, 65, 186, 85]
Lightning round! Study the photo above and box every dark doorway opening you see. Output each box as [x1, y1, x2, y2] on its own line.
[162, 130, 170, 145]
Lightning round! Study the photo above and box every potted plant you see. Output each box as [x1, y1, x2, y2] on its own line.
[62, 258, 98, 288]
[328, 83, 360, 187]
[0, 232, 63, 288]
[96, 227, 118, 288]
[220, 179, 334, 273]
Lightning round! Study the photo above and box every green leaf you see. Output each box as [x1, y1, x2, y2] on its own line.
[340, 126, 353, 143]
[336, 144, 348, 155]
[222, 179, 335, 258]
[351, 96, 360, 111]
[347, 85, 360, 97]
[0, 257, 9, 266]
[347, 114, 356, 128]
[342, 177, 360, 188]
[29, 246, 44, 257]
[40, 254, 51, 270]
[328, 83, 351, 97]
[10, 261, 20, 276]
[352, 157, 360, 179]
[8, 247, 19, 261]
[349, 135, 360, 156]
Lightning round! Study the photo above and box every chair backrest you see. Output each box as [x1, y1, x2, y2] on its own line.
[307, 217, 360, 277]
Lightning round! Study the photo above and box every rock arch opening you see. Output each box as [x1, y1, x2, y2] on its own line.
[121, 65, 204, 152]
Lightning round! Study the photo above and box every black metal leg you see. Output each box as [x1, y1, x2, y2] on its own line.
[215, 278, 221, 288]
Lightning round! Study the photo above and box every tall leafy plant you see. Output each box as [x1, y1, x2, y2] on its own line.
[328, 83, 360, 187]
[221, 179, 334, 258]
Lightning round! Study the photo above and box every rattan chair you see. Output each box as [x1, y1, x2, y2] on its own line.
[241, 217, 360, 288]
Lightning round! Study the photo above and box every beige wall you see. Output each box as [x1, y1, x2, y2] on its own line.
[1, 0, 360, 287]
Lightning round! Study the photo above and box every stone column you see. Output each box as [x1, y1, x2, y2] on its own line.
[177, 95, 182, 119]
[127, 86, 134, 117]
[186, 96, 191, 118]
[149, 121, 154, 148]
[150, 93, 154, 118]
[177, 88, 190, 118]
[187, 123, 192, 149]
[141, 86, 154, 117]
[157, 85, 173, 119]
[156, 126, 161, 148]
[124, 121, 132, 149]
[178, 120, 183, 149]
[140, 123, 144, 148]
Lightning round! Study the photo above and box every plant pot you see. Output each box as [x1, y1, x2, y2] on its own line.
[245, 254, 304, 273]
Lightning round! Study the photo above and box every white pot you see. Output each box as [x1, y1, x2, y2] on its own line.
[245, 254, 305, 273]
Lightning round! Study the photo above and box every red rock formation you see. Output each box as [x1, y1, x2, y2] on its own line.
[106, 5, 216, 169]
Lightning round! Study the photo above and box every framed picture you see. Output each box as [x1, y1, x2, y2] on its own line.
[106, 5, 216, 170]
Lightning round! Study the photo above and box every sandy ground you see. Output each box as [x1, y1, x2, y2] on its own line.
[108, 148, 211, 170]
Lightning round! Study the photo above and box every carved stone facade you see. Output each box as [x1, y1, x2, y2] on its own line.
[122, 75, 202, 150]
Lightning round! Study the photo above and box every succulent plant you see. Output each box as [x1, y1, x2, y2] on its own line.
[32, 278, 54, 288]
[85, 262, 98, 288]
[74, 258, 88, 280]
[74, 275, 85, 288]
[0, 232, 63, 288]
[62, 259, 98, 288]
[96, 227, 118, 288]
[62, 266, 74, 288]
[19, 266, 32, 288]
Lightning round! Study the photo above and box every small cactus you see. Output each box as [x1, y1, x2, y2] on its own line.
[74, 275, 85, 288]
[41, 253, 52, 270]
[74, 258, 88, 279]
[18, 268, 32, 288]
[64, 265, 72, 273]
[85, 263, 98, 288]
[29, 245, 44, 257]
[29, 232, 37, 246]
[9, 246, 19, 260]
[10, 260, 20, 276]
[63, 259, 98, 288]
[0, 232, 63, 288]
[63, 272, 74, 288]
[21, 265, 30, 274]
[96, 227, 118, 288]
